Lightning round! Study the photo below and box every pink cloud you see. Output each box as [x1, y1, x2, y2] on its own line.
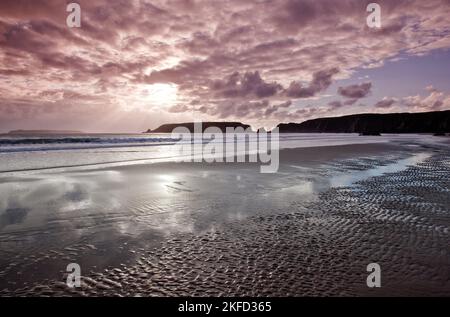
[0, 0, 449, 131]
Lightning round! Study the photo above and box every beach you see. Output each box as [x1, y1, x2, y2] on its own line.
[0, 135, 449, 296]
[3, 0, 450, 302]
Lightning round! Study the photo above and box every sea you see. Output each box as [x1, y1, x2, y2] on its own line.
[0, 132, 429, 174]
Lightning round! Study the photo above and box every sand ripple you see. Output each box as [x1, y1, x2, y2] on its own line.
[2, 147, 450, 296]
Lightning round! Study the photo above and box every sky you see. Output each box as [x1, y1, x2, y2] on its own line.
[0, 0, 450, 133]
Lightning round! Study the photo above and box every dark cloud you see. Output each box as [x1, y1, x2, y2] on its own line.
[264, 100, 292, 116]
[375, 98, 396, 108]
[285, 68, 339, 98]
[343, 98, 359, 106]
[211, 71, 282, 99]
[328, 100, 344, 109]
[338, 82, 372, 99]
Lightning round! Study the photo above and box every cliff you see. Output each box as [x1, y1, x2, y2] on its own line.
[277, 110, 450, 133]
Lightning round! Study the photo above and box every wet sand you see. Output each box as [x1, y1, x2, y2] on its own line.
[1, 140, 449, 296]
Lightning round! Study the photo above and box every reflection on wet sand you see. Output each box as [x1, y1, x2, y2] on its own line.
[0, 141, 449, 295]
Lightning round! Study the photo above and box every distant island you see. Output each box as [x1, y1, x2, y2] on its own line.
[7, 130, 83, 135]
[277, 110, 450, 134]
[144, 122, 251, 133]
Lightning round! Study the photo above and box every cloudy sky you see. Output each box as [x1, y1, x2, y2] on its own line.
[1, 0, 450, 132]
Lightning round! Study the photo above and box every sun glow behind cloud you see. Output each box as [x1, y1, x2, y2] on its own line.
[142, 83, 179, 109]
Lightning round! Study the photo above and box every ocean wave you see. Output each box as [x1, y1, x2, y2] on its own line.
[0, 137, 181, 146]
